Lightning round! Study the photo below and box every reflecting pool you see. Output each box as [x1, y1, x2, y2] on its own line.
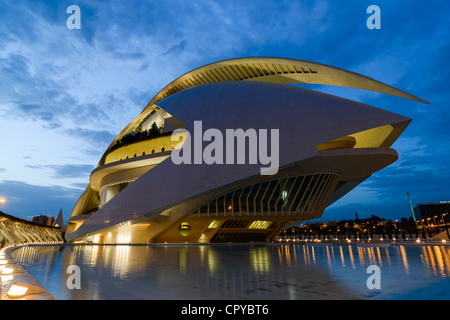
[11, 243, 450, 300]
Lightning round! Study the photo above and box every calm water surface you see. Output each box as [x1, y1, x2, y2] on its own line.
[11, 243, 450, 300]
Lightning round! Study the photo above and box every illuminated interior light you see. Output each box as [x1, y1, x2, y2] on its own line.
[7, 284, 29, 297]
[93, 234, 101, 244]
[207, 220, 221, 229]
[178, 222, 192, 237]
[0, 259, 8, 265]
[248, 221, 272, 229]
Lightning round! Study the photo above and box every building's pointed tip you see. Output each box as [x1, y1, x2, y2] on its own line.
[53, 208, 64, 229]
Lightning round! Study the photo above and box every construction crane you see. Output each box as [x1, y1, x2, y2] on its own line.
[406, 192, 416, 222]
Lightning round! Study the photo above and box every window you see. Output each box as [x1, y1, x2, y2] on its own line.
[178, 222, 191, 237]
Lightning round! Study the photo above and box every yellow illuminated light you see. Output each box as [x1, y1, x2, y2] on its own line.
[93, 234, 101, 244]
[7, 284, 29, 297]
[117, 229, 131, 244]
[316, 136, 356, 151]
[2, 267, 14, 275]
[178, 222, 191, 237]
[207, 220, 221, 229]
[248, 221, 272, 230]
[0, 259, 8, 265]
[1, 275, 13, 282]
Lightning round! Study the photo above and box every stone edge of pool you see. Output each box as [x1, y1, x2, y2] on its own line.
[0, 243, 62, 300]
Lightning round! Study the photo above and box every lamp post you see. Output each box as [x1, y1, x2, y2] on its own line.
[442, 212, 449, 239]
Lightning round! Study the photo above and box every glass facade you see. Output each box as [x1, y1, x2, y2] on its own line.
[191, 173, 340, 217]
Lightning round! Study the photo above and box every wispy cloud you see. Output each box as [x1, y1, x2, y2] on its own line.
[0, 180, 80, 221]
[24, 164, 94, 180]
[64, 127, 116, 149]
[0, 0, 448, 221]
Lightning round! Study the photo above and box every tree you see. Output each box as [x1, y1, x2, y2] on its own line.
[149, 122, 160, 137]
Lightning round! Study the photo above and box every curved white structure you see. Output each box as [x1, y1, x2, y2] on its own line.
[66, 57, 427, 243]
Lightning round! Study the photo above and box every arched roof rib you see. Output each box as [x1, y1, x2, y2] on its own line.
[142, 57, 429, 113]
[102, 57, 428, 157]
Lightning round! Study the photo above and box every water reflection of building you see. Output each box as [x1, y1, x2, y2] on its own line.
[250, 247, 272, 274]
[11, 244, 450, 299]
[285, 244, 450, 279]
[421, 245, 450, 277]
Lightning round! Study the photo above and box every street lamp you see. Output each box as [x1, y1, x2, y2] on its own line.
[441, 212, 449, 239]
[0, 198, 5, 209]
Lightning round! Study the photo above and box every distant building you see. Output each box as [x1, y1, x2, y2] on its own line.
[32, 215, 55, 226]
[415, 202, 450, 226]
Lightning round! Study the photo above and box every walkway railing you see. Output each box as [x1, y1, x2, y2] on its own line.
[275, 234, 449, 244]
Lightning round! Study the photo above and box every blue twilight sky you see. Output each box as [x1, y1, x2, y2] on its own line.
[0, 0, 449, 225]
